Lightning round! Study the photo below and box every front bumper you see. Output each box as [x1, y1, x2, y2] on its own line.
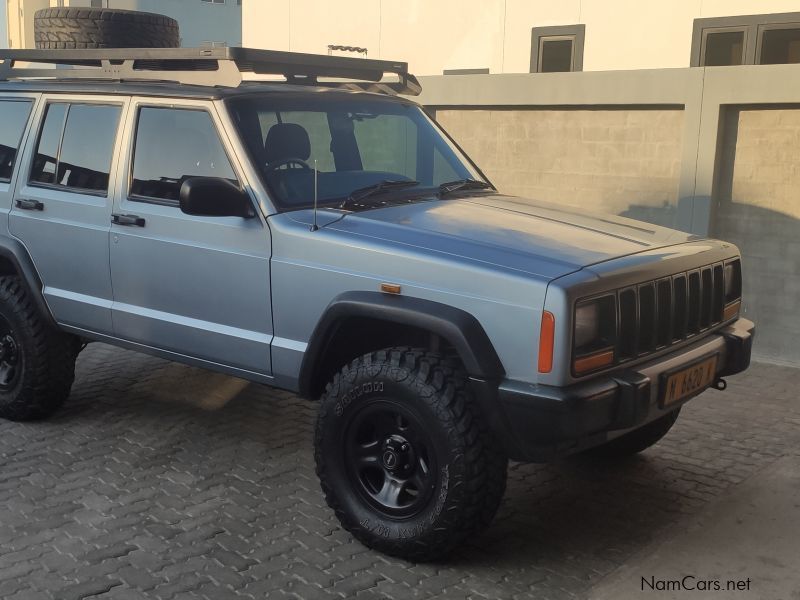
[483, 318, 754, 462]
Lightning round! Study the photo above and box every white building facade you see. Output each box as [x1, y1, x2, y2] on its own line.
[243, 0, 800, 75]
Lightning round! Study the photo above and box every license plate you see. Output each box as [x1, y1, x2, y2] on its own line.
[661, 355, 718, 406]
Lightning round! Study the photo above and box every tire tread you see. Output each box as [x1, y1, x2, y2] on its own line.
[315, 346, 507, 561]
[0, 276, 78, 421]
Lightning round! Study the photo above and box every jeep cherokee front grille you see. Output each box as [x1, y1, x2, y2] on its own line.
[572, 258, 742, 375]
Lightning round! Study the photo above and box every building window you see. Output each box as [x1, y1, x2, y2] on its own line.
[702, 29, 746, 66]
[530, 25, 585, 73]
[692, 13, 800, 66]
[759, 25, 800, 64]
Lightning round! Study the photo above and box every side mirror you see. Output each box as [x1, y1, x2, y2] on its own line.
[179, 177, 255, 218]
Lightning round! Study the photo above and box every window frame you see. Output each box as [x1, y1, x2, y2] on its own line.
[691, 12, 800, 67]
[699, 27, 748, 67]
[0, 98, 35, 184]
[530, 24, 585, 73]
[27, 99, 123, 198]
[756, 21, 800, 65]
[127, 104, 242, 207]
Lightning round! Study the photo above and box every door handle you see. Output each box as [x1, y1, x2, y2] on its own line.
[112, 213, 146, 227]
[15, 199, 44, 211]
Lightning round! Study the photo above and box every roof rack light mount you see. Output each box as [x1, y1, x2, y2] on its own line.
[0, 47, 421, 96]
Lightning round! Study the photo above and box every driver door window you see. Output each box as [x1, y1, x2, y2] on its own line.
[130, 107, 237, 203]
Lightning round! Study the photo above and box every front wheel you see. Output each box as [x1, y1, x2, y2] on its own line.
[314, 347, 507, 561]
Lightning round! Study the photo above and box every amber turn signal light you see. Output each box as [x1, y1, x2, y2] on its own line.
[722, 300, 741, 322]
[573, 349, 615, 375]
[380, 283, 402, 295]
[538, 311, 555, 373]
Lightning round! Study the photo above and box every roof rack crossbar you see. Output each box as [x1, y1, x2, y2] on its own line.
[0, 47, 421, 96]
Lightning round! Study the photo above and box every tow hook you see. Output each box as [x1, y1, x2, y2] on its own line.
[712, 378, 727, 391]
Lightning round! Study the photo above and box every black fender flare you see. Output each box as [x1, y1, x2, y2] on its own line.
[298, 291, 505, 399]
[0, 238, 57, 328]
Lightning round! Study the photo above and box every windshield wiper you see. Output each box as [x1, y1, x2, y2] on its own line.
[438, 178, 493, 197]
[339, 179, 420, 209]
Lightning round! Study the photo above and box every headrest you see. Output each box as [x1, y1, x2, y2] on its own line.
[264, 123, 311, 164]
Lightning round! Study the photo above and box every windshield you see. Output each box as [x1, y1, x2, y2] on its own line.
[227, 94, 487, 210]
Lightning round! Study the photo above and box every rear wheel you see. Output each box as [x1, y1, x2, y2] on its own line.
[0, 276, 79, 421]
[585, 409, 681, 458]
[315, 347, 507, 561]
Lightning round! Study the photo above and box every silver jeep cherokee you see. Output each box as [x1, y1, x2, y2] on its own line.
[0, 47, 754, 560]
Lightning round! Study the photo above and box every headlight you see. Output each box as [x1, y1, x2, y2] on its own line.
[723, 259, 741, 303]
[723, 263, 735, 298]
[573, 296, 617, 375]
[574, 302, 599, 349]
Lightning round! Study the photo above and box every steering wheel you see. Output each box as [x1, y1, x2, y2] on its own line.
[266, 158, 312, 172]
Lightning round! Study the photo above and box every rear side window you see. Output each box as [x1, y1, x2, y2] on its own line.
[30, 102, 121, 194]
[130, 107, 237, 203]
[0, 100, 34, 182]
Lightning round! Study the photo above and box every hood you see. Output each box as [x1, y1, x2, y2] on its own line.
[328, 194, 699, 280]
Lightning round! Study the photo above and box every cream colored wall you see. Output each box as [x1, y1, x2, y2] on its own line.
[244, 0, 800, 74]
[6, 0, 49, 49]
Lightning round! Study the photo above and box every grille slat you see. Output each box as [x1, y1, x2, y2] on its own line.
[619, 289, 637, 360]
[656, 278, 672, 347]
[700, 267, 713, 330]
[638, 283, 657, 354]
[687, 271, 701, 334]
[673, 274, 688, 340]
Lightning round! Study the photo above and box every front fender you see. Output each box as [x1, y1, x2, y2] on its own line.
[297, 291, 505, 398]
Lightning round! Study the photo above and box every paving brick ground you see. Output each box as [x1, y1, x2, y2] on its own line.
[1, 344, 798, 600]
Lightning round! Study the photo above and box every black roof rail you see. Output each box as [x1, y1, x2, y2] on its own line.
[0, 47, 422, 96]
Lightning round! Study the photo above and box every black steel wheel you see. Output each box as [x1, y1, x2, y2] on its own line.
[315, 347, 507, 561]
[0, 276, 79, 421]
[0, 316, 21, 392]
[345, 400, 438, 518]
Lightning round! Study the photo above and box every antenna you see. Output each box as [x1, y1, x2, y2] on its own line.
[311, 159, 319, 232]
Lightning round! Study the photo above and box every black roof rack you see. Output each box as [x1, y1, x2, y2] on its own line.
[0, 47, 422, 96]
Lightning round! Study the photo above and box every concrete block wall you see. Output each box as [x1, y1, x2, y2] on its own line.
[437, 108, 684, 227]
[714, 107, 800, 364]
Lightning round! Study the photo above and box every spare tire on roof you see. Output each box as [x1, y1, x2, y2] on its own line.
[34, 8, 180, 49]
